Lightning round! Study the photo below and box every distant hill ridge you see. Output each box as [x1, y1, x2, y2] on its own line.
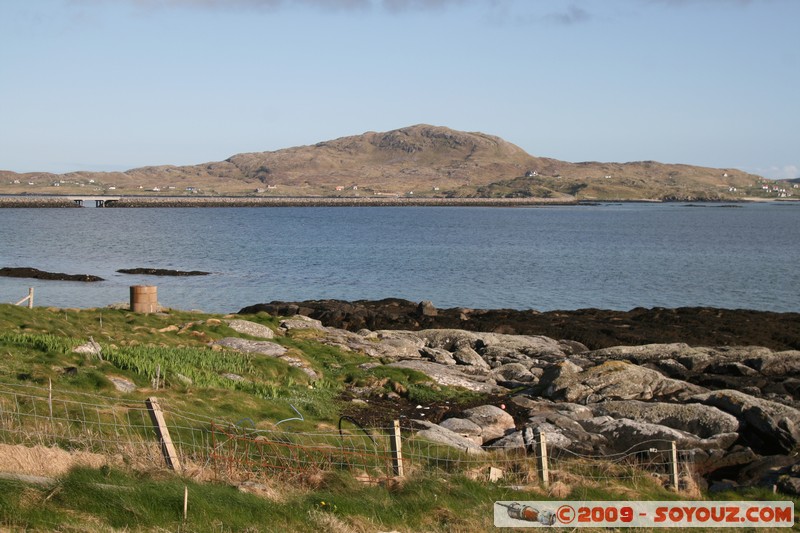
[0, 124, 782, 200]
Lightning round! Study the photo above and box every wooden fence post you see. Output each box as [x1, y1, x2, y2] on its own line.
[390, 420, 404, 478]
[534, 428, 549, 488]
[48, 378, 53, 420]
[14, 288, 34, 308]
[669, 441, 680, 490]
[146, 397, 182, 472]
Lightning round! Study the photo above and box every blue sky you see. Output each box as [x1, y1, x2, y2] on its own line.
[1, 0, 797, 179]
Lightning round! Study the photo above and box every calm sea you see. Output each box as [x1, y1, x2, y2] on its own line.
[0, 203, 798, 314]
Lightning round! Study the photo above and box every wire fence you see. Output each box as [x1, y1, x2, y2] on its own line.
[0, 382, 696, 491]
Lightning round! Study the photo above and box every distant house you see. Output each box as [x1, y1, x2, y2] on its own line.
[335, 186, 345, 191]
[108, 186, 116, 190]
[267, 185, 277, 189]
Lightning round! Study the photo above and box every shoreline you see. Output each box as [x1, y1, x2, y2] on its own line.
[0, 195, 578, 208]
[2, 194, 796, 208]
[240, 299, 800, 351]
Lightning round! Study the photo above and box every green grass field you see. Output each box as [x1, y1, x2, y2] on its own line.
[0, 304, 795, 532]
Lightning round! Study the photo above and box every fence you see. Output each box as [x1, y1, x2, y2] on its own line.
[0, 382, 695, 491]
[13, 287, 34, 308]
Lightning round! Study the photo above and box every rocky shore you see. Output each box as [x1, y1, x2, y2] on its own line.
[238, 310, 800, 494]
[240, 299, 800, 351]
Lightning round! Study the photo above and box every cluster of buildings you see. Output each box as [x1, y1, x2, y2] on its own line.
[760, 183, 794, 197]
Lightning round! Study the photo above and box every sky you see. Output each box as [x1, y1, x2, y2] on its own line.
[0, 0, 798, 179]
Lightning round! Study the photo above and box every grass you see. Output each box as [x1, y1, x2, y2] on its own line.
[0, 303, 797, 532]
[0, 466, 572, 532]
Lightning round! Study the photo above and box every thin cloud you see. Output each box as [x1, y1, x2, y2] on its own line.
[645, 0, 756, 6]
[546, 4, 590, 25]
[758, 164, 799, 180]
[381, 0, 475, 12]
[106, 0, 371, 11]
[109, 0, 477, 11]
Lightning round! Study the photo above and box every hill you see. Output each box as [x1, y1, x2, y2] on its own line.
[0, 124, 787, 200]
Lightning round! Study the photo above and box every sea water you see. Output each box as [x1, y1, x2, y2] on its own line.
[0, 203, 797, 314]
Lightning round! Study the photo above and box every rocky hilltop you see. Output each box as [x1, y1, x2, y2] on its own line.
[0, 125, 778, 201]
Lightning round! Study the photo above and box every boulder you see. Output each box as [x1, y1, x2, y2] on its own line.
[419, 347, 457, 366]
[416, 329, 482, 351]
[744, 351, 800, 376]
[438, 418, 482, 445]
[279, 315, 326, 331]
[525, 414, 609, 454]
[226, 319, 275, 339]
[690, 446, 758, 476]
[412, 420, 486, 455]
[461, 405, 516, 442]
[417, 300, 438, 317]
[593, 400, 739, 438]
[452, 346, 490, 369]
[580, 418, 735, 454]
[491, 363, 536, 387]
[73, 338, 102, 356]
[538, 360, 706, 404]
[387, 360, 499, 393]
[311, 328, 423, 360]
[589, 343, 700, 364]
[415, 329, 567, 363]
[370, 331, 426, 359]
[493, 424, 573, 451]
[690, 390, 800, 454]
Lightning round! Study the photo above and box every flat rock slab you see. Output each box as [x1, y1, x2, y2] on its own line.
[280, 316, 326, 331]
[108, 376, 136, 393]
[226, 319, 275, 339]
[213, 338, 287, 357]
[412, 419, 486, 455]
[388, 360, 499, 393]
[593, 400, 740, 438]
[0, 267, 104, 282]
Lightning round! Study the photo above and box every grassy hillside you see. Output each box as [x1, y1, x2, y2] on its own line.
[1, 125, 790, 201]
[0, 304, 795, 531]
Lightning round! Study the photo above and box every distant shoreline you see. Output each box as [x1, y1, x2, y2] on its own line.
[1, 194, 797, 208]
[0, 195, 579, 208]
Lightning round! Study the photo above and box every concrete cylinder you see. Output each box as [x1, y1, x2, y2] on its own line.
[130, 285, 158, 313]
